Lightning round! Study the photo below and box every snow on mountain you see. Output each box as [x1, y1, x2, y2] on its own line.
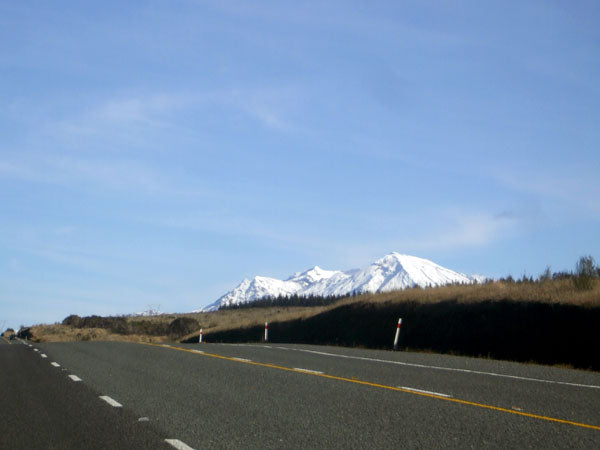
[200, 266, 345, 312]
[197, 252, 477, 312]
[468, 274, 489, 284]
[132, 308, 163, 317]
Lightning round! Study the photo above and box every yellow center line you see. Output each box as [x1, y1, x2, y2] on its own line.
[142, 342, 600, 432]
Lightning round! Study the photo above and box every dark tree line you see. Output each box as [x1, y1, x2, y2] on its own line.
[498, 256, 599, 290]
[219, 293, 348, 310]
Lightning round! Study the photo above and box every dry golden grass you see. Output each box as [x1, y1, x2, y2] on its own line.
[177, 306, 332, 341]
[28, 278, 599, 343]
[336, 278, 600, 308]
[28, 324, 168, 343]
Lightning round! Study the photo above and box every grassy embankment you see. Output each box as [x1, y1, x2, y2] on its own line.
[21, 305, 331, 343]
[21, 278, 600, 370]
[199, 278, 600, 370]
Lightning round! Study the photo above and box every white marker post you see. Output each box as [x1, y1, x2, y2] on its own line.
[393, 318, 402, 351]
[264, 322, 269, 343]
[199, 328, 203, 344]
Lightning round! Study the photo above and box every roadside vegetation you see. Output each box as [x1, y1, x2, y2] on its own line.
[20, 306, 332, 344]
[18, 256, 600, 369]
[2, 328, 16, 341]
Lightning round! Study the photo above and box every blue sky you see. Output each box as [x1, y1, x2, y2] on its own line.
[1, 1, 599, 329]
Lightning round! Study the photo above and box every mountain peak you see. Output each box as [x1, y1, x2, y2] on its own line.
[300, 265, 324, 275]
[286, 265, 340, 282]
[196, 253, 479, 311]
[377, 252, 423, 264]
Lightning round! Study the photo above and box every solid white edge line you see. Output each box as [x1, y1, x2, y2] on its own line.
[293, 367, 324, 374]
[51, 362, 60, 367]
[190, 349, 205, 354]
[285, 348, 600, 390]
[231, 357, 252, 362]
[165, 438, 196, 450]
[399, 386, 452, 398]
[99, 395, 123, 408]
[68, 375, 82, 382]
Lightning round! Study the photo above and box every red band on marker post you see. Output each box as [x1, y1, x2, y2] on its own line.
[393, 318, 402, 351]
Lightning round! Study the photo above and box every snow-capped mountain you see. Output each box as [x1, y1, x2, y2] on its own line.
[131, 308, 163, 317]
[197, 253, 478, 312]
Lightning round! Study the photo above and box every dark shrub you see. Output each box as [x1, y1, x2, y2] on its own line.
[106, 317, 130, 334]
[168, 317, 199, 338]
[75, 315, 130, 334]
[80, 315, 105, 328]
[18, 327, 32, 339]
[574, 255, 597, 291]
[130, 320, 170, 336]
[62, 314, 82, 327]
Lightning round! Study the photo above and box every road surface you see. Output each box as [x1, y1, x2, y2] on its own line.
[1, 339, 599, 448]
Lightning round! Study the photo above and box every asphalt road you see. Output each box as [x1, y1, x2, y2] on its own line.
[0, 341, 170, 449]
[2, 339, 599, 449]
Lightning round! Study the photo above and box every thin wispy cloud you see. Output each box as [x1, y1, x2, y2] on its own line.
[411, 211, 519, 251]
[51, 156, 166, 192]
[496, 165, 600, 219]
[44, 86, 303, 150]
[330, 209, 520, 268]
[0, 159, 29, 179]
[145, 210, 333, 255]
[47, 93, 202, 143]
[97, 95, 189, 123]
[217, 86, 303, 132]
[1, 149, 225, 200]
[1, 155, 166, 194]
[206, 0, 467, 48]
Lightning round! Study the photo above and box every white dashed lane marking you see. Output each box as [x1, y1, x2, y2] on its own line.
[165, 439, 196, 450]
[40, 354, 48, 358]
[293, 368, 324, 374]
[99, 396, 123, 408]
[399, 386, 452, 398]
[51, 362, 60, 367]
[68, 375, 82, 382]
